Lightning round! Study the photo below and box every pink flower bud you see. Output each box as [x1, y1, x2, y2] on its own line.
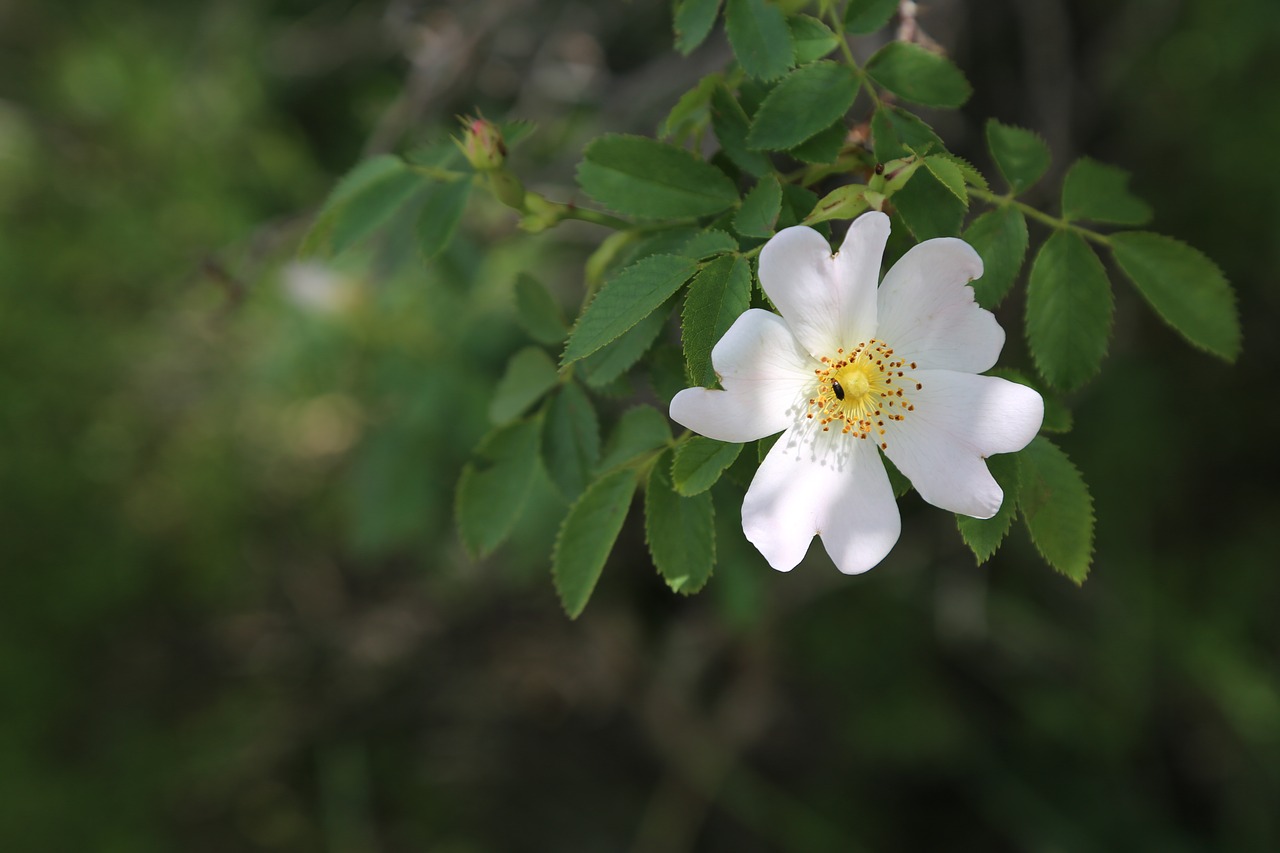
[459, 116, 506, 171]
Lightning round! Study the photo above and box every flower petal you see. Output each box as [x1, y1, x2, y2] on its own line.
[883, 371, 1044, 518]
[758, 212, 889, 357]
[875, 237, 1003, 374]
[833, 211, 891, 342]
[742, 429, 900, 574]
[711, 308, 815, 385]
[670, 309, 814, 443]
[670, 387, 792, 443]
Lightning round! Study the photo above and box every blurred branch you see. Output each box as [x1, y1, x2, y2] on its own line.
[1013, 0, 1075, 172]
[361, 0, 523, 158]
[627, 609, 859, 853]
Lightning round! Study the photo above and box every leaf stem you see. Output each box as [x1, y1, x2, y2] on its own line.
[551, 202, 632, 231]
[827, 7, 882, 111]
[967, 187, 1112, 247]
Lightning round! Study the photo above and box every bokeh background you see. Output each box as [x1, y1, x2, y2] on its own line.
[3, 0, 1278, 850]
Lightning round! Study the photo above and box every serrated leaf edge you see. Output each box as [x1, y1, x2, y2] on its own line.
[1109, 231, 1242, 363]
[454, 417, 544, 559]
[984, 119, 1051, 195]
[1018, 438, 1095, 584]
[561, 253, 698, 366]
[551, 468, 640, 618]
[643, 459, 717, 596]
[1025, 233, 1115, 391]
[671, 438, 744, 496]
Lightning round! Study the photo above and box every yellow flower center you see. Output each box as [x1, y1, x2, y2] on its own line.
[805, 339, 920, 449]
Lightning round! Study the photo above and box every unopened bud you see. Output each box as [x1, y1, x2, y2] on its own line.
[458, 116, 506, 172]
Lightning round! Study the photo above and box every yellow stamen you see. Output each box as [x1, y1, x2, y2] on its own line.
[806, 339, 921, 448]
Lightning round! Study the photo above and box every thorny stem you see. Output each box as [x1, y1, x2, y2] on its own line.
[968, 187, 1113, 247]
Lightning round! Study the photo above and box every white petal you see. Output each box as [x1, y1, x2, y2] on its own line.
[757, 212, 889, 357]
[883, 371, 1044, 518]
[816, 440, 902, 575]
[833, 211, 891, 342]
[670, 309, 814, 443]
[875, 237, 1004, 374]
[742, 429, 901, 574]
[670, 387, 793, 443]
[710, 308, 815, 385]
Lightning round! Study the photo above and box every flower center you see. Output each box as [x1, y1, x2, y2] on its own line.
[805, 339, 920, 449]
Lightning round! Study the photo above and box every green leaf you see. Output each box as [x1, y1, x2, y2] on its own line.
[577, 134, 739, 219]
[962, 206, 1029, 308]
[403, 138, 464, 169]
[777, 183, 819, 229]
[647, 344, 689, 405]
[844, 0, 898, 34]
[871, 105, 942, 162]
[1018, 436, 1093, 583]
[455, 417, 542, 558]
[680, 229, 740, 259]
[674, 0, 722, 55]
[710, 85, 773, 178]
[722, 440, 758, 489]
[922, 155, 968, 204]
[943, 153, 989, 192]
[736, 77, 776, 114]
[1026, 231, 1113, 390]
[746, 61, 860, 151]
[302, 155, 424, 258]
[803, 184, 870, 226]
[600, 406, 674, 471]
[788, 15, 839, 63]
[585, 230, 645, 289]
[734, 176, 782, 238]
[985, 120, 1050, 195]
[892, 168, 965, 239]
[542, 381, 600, 501]
[646, 450, 715, 594]
[757, 432, 779, 462]
[500, 119, 536, 148]
[489, 347, 560, 425]
[580, 298, 672, 388]
[415, 176, 471, 259]
[1061, 157, 1152, 225]
[866, 42, 972, 108]
[787, 120, 847, 164]
[724, 0, 794, 81]
[626, 226, 705, 263]
[882, 452, 912, 497]
[682, 254, 752, 386]
[956, 452, 1020, 564]
[514, 273, 568, 345]
[1109, 232, 1240, 361]
[553, 468, 639, 618]
[562, 254, 698, 365]
[659, 73, 721, 141]
[672, 436, 744, 496]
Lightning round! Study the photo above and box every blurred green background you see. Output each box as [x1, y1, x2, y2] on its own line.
[2, 0, 1278, 850]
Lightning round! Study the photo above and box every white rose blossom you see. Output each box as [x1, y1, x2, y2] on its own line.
[670, 211, 1044, 575]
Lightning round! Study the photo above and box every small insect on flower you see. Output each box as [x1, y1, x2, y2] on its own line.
[669, 211, 1044, 575]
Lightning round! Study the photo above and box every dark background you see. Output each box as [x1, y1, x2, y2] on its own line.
[2, 0, 1277, 850]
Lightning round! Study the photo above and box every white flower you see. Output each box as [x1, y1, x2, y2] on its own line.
[281, 260, 357, 315]
[670, 211, 1044, 575]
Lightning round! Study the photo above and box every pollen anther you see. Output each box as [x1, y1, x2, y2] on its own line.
[804, 339, 920, 446]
